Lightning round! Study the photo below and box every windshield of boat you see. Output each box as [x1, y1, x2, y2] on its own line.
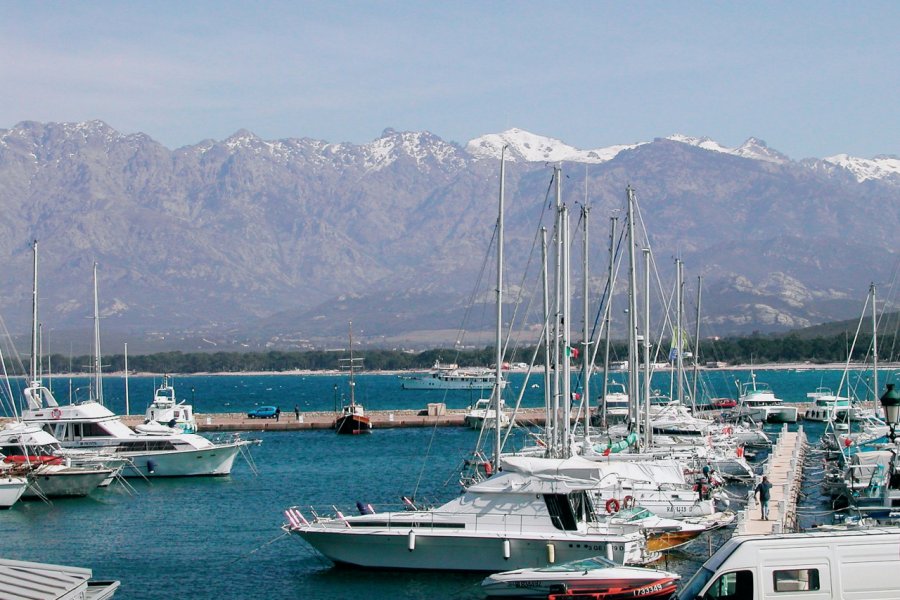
[536, 556, 616, 572]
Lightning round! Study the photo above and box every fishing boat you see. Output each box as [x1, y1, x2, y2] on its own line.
[332, 323, 372, 435]
[400, 361, 501, 390]
[481, 555, 680, 598]
[142, 374, 197, 434]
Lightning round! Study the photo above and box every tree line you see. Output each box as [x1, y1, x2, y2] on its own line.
[6, 330, 894, 376]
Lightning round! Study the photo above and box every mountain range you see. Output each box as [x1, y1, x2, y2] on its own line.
[0, 120, 897, 354]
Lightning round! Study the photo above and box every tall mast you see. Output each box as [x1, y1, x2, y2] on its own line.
[601, 216, 618, 430]
[871, 282, 878, 399]
[643, 248, 652, 449]
[492, 147, 506, 468]
[676, 259, 684, 405]
[552, 167, 563, 455]
[561, 203, 571, 457]
[348, 321, 355, 407]
[124, 342, 130, 415]
[581, 204, 591, 446]
[541, 227, 553, 454]
[31, 240, 39, 385]
[92, 262, 104, 406]
[691, 276, 702, 412]
[626, 186, 638, 427]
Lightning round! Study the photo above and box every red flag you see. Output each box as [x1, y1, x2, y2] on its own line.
[603, 447, 612, 457]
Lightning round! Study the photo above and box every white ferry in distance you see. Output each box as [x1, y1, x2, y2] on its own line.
[400, 361, 504, 390]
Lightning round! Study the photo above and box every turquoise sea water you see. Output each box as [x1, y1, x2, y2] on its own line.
[1, 368, 895, 599]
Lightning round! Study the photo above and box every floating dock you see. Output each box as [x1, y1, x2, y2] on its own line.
[737, 424, 807, 535]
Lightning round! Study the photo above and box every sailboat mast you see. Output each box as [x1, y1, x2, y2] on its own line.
[349, 321, 356, 407]
[31, 240, 38, 385]
[493, 148, 506, 468]
[552, 167, 562, 456]
[643, 248, 652, 449]
[124, 342, 130, 415]
[561, 203, 571, 457]
[581, 204, 591, 446]
[541, 227, 553, 454]
[93, 262, 104, 406]
[601, 216, 618, 430]
[676, 259, 684, 405]
[871, 282, 878, 399]
[691, 276, 702, 412]
[626, 186, 638, 427]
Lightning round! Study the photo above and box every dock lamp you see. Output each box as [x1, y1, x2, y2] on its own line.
[879, 384, 900, 443]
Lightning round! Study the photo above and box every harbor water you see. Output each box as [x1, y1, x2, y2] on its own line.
[0, 368, 891, 599]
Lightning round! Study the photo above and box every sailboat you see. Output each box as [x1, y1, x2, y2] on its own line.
[332, 323, 371, 435]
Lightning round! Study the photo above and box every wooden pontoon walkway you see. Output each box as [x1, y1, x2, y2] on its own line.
[737, 424, 807, 535]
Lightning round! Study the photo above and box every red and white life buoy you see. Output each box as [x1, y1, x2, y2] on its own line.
[605, 498, 620, 514]
[622, 495, 635, 509]
[51, 408, 62, 420]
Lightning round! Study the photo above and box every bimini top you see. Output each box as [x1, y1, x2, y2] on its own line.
[500, 455, 687, 486]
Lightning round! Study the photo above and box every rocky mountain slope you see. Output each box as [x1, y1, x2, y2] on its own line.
[0, 121, 897, 352]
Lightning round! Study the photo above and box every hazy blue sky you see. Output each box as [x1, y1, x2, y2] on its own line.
[2, 1, 897, 159]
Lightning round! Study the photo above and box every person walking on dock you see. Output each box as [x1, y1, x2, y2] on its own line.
[755, 475, 773, 520]
[275, 406, 281, 422]
[294, 405, 300, 421]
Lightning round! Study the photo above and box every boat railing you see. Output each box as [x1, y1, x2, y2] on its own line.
[284, 504, 539, 535]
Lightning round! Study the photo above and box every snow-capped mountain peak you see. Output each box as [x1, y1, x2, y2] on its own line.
[466, 128, 643, 164]
[667, 134, 789, 164]
[823, 153, 900, 183]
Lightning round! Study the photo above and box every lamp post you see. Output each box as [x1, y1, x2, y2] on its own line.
[880, 383, 900, 443]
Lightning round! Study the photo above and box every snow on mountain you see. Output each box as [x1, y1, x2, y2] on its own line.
[466, 128, 644, 164]
[666, 134, 790, 164]
[823, 154, 900, 183]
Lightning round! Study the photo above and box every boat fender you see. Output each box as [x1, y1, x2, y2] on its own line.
[605, 498, 620, 514]
[502, 539, 510, 560]
[356, 501, 374, 515]
[605, 543, 613, 561]
[408, 530, 416, 552]
[147, 460, 156, 474]
[546, 542, 555, 564]
[483, 461, 493, 476]
[622, 495, 635, 509]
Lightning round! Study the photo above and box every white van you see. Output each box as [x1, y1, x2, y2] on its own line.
[676, 528, 900, 599]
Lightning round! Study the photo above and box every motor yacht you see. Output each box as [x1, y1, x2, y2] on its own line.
[142, 374, 197, 434]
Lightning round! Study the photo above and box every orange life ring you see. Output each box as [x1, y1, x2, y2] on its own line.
[605, 498, 620, 514]
[482, 461, 493, 476]
[622, 495, 635, 509]
[51, 408, 62, 420]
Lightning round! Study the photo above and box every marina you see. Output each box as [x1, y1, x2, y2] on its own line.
[0, 368, 896, 599]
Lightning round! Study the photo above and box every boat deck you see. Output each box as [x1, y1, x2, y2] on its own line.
[737, 425, 807, 535]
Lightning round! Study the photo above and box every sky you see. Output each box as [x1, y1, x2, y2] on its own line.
[1, 1, 898, 160]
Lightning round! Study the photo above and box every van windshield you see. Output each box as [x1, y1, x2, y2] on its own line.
[676, 565, 716, 600]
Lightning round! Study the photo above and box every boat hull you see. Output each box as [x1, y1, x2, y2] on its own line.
[401, 379, 495, 390]
[291, 528, 644, 570]
[119, 443, 243, 477]
[483, 570, 679, 598]
[334, 415, 372, 435]
[0, 477, 28, 508]
[23, 468, 110, 498]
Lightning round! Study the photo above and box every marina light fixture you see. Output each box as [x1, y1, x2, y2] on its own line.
[880, 384, 900, 442]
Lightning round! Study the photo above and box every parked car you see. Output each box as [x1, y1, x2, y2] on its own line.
[247, 406, 278, 419]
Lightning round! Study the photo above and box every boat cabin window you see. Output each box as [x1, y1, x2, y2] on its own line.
[702, 570, 753, 600]
[544, 491, 594, 531]
[773, 568, 820, 592]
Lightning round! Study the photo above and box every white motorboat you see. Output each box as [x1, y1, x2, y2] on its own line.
[22, 382, 256, 477]
[464, 398, 511, 429]
[0, 467, 28, 509]
[482, 555, 680, 598]
[284, 470, 653, 570]
[737, 372, 797, 423]
[400, 361, 502, 390]
[0, 422, 116, 497]
[143, 374, 197, 434]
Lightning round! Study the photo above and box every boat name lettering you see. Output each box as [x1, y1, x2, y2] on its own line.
[513, 581, 542, 589]
[634, 583, 664, 596]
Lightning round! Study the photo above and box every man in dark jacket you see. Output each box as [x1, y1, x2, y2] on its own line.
[754, 475, 773, 520]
